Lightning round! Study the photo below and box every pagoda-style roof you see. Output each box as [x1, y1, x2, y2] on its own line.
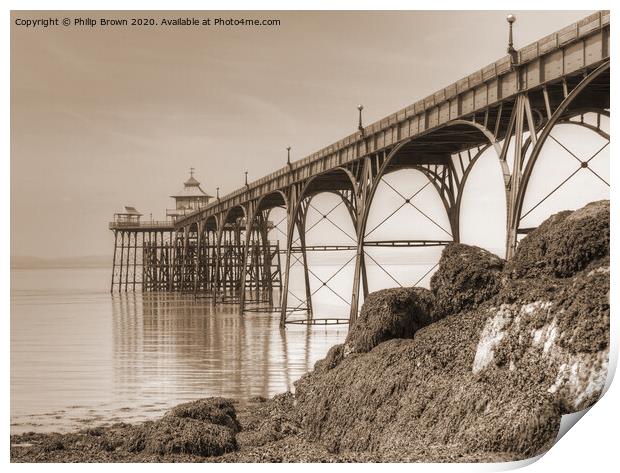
[171, 169, 213, 199]
[184, 175, 200, 187]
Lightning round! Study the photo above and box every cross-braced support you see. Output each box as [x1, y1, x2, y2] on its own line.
[505, 62, 610, 258]
[110, 230, 143, 292]
[279, 196, 314, 324]
[238, 209, 283, 313]
[348, 153, 457, 322]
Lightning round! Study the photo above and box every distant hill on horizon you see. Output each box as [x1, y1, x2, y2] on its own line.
[11, 254, 111, 270]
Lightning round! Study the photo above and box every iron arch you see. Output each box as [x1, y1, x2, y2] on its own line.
[246, 190, 289, 229]
[513, 61, 610, 229]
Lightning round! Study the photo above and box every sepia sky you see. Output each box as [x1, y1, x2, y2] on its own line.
[11, 10, 608, 260]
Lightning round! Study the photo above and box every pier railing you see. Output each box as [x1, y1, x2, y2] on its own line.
[109, 221, 174, 230]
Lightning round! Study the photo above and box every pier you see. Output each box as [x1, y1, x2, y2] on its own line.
[110, 11, 610, 328]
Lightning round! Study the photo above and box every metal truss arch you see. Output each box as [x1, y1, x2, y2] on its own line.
[296, 167, 359, 214]
[222, 204, 248, 226]
[513, 61, 610, 232]
[300, 189, 358, 236]
[443, 119, 503, 158]
[202, 215, 219, 236]
[252, 189, 289, 219]
[519, 107, 610, 166]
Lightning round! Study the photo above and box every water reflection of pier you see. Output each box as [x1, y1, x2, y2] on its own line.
[110, 293, 346, 406]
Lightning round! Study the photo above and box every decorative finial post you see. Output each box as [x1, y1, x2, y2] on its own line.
[286, 146, 292, 167]
[216, 187, 220, 200]
[506, 14, 517, 63]
[190, 166, 195, 178]
[357, 104, 364, 133]
[245, 171, 248, 187]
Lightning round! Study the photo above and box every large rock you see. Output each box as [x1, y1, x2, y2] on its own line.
[510, 200, 609, 279]
[430, 244, 505, 318]
[295, 201, 609, 460]
[313, 344, 345, 373]
[475, 264, 609, 414]
[137, 417, 237, 456]
[167, 397, 240, 433]
[343, 287, 435, 356]
[239, 392, 300, 447]
[114, 397, 240, 457]
[295, 310, 561, 459]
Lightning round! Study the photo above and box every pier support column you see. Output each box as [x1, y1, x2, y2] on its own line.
[193, 223, 203, 295]
[279, 198, 314, 327]
[279, 233, 293, 327]
[179, 227, 189, 291]
[349, 157, 372, 323]
[349, 236, 367, 324]
[110, 230, 118, 293]
[297, 217, 314, 320]
[123, 231, 130, 292]
[505, 94, 527, 261]
[259, 214, 274, 308]
[118, 231, 125, 292]
[132, 231, 138, 291]
[239, 203, 254, 314]
[213, 225, 224, 303]
[279, 187, 301, 328]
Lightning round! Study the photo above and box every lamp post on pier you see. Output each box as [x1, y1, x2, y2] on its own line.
[507, 14, 518, 64]
[357, 104, 364, 135]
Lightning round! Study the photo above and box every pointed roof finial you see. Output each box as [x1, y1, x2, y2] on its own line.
[183, 167, 201, 188]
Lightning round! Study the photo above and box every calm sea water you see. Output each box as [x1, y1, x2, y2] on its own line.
[11, 263, 435, 434]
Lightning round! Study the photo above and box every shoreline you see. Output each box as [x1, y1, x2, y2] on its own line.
[10, 395, 521, 463]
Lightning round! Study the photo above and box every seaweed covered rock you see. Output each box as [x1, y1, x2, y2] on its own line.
[168, 397, 240, 433]
[510, 200, 609, 279]
[450, 384, 560, 458]
[430, 244, 504, 318]
[295, 201, 609, 460]
[239, 392, 300, 447]
[476, 200, 612, 413]
[475, 264, 609, 413]
[138, 417, 237, 456]
[314, 344, 345, 373]
[343, 287, 435, 356]
[112, 397, 240, 457]
[295, 311, 561, 459]
[377, 368, 562, 459]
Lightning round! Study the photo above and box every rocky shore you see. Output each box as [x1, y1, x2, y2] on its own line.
[11, 200, 610, 463]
